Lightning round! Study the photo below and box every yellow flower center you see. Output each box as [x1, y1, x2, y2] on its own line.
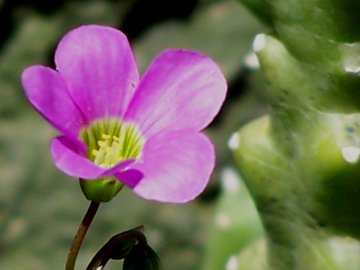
[80, 119, 144, 168]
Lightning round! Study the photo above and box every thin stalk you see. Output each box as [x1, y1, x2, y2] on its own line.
[65, 201, 100, 270]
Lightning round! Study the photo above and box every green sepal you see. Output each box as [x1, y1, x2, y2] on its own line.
[80, 177, 123, 203]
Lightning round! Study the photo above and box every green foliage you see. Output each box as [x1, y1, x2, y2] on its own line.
[232, 0, 360, 269]
[201, 168, 264, 270]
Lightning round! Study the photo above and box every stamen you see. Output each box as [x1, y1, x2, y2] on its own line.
[105, 146, 113, 154]
[80, 119, 144, 168]
[102, 134, 111, 140]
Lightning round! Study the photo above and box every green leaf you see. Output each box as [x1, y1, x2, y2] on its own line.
[201, 168, 263, 270]
[231, 0, 360, 268]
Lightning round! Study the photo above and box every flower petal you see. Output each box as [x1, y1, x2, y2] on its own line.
[21, 66, 85, 138]
[55, 25, 139, 121]
[130, 130, 215, 203]
[114, 169, 143, 189]
[124, 49, 227, 138]
[51, 136, 136, 179]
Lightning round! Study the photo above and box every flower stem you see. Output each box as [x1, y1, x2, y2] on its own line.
[65, 201, 100, 270]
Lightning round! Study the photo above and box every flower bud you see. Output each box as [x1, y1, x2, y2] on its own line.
[123, 244, 161, 270]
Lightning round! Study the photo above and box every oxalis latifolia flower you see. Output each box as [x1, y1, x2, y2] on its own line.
[21, 25, 227, 203]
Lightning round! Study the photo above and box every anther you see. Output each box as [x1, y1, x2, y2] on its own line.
[102, 134, 111, 140]
[98, 140, 107, 147]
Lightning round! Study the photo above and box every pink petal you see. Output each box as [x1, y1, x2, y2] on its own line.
[114, 169, 144, 188]
[124, 49, 227, 138]
[51, 136, 136, 179]
[130, 130, 215, 203]
[21, 66, 85, 138]
[55, 25, 139, 121]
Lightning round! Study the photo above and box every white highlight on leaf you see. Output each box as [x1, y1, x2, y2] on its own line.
[253, 33, 266, 52]
[216, 212, 231, 229]
[244, 52, 260, 70]
[226, 255, 239, 270]
[328, 236, 360, 266]
[228, 132, 240, 150]
[342, 42, 360, 75]
[221, 167, 241, 193]
[341, 146, 360, 164]
[345, 66, 360, 75]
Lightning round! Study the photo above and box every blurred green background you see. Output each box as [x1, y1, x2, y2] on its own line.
[0, 0, 267, 269]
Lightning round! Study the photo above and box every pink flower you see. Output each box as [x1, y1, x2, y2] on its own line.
[21, 25, 227, 203]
